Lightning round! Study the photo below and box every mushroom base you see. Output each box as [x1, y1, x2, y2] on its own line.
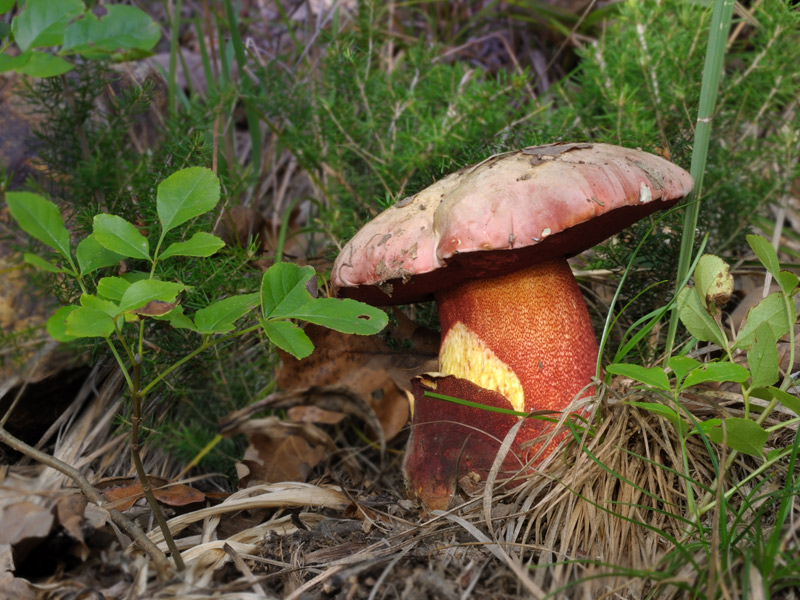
[404, 259, 598, 509]
[404, 373, 566, 510]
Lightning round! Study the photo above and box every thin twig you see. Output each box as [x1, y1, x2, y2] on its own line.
[0, 424, 174, 579]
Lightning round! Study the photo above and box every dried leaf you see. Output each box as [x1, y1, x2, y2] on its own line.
[228, 417, 336, 487]
[277, 324, 436, 440]
[97, 476, 206, 510]
[0, 502, 54, 546]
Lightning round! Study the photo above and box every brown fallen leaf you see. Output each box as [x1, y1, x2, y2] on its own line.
[227, 416, 356, 487]
[0, 502, 54, 565]
[55, 494, 89, 561]
[276, 324, 437, 441]
[96, 476, 206, 511]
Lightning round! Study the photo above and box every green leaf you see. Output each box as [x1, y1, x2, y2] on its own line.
[766, 387, 800, 417]
[92, 214, 151, 261]
[291, 298, 388, 335]
[606, 363, 671, 391]
[733, 293, 791, 350]
[76, 234, 125, 275]
[677, 286, 727, 348]
[746, 234, 781, 281]
[688, 418, 721, 437]
[117, 279, 184, 314]
[156, 167, 220, 236]
[194, 293, 259, 333]
[6, 191, 71, 259]
[46, 306, 79, 342]
[627, 401, 686, 434]
[65, 306, 115, 338]
[11, 0, 84, 52]
[681, 361, 750, 389]
[776, 271, 799, 296]
[706, 417, 768, 458]
[0, 0, 16, 14]
[667, 356, 702, 385]
[17, 50, 73, 77]
[694, 254, 732, 310]
[154, 305, 197, 331]
[261, 262, 315, 319]
[79, 293, 119, 317]
[0, 51, 31, 73]
[748, 322, 779, 389]
[262, 319, 314, 359]
[23, 252, 63, 273]
[62, 5, 160, 55]
[96, 276, 131, 302]
[159, 232, 225, 259]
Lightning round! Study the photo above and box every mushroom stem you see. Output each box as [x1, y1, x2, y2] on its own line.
[403, 259, 598, 509]
[437, 258, 598, 416]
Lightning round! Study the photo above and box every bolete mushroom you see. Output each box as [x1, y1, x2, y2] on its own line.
[332, 142, 693, 510]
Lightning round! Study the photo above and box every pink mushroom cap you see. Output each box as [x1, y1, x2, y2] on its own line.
[332, 142, 693, 303]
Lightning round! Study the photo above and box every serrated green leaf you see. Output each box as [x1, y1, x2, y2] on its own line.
[747, 234, 781, 281]
[17, 50, 73, 77]
[766, 386, 800, 417]
[706, 417, 768, 457]
[667, 356, 702, 386]
[6, 191, 71, 259]
[777, 271, 799, 296]
[605, 363, 671, 391]
[733, 293, 791, 351]
[261, 262, 315, 319]
[62, 5, 160, 54]
[627, 401, 686, 433]
[262, 319, 314, 359]
[23, 252, 62, 273]
[677, 286, 727, 348]
[96, 276, 131, 302]
[11, 0, 84, 52]
[681, 361, 750, 390]
[194, 293, 259, 333]
[117, 279, 184, 314]
[79, 293, 119, 318]
[748, 322, 779, 389]
[65, 306, 115, 338]
[291, 298, 388, 335]
[156, 167, 220, 236]
[46, 305, 79, 342]
[93, 214, 150, 261]
[76, 234, 125, 275]
[694, 254, 732, 310]
[159, 232, 225, 260]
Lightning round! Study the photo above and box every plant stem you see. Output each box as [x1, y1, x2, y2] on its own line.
[129, 355, 186, 571]
[140, 323, 261, 397]
[665, 0, 735, 357]
[0, 424, 173, 579]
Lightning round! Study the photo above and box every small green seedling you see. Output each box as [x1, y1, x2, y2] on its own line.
[0, 0, 160, 78]
[607, 235, 798, 520]
[4, 166, 387, 570]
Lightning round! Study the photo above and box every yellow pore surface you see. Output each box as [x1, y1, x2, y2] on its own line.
[439, 321, 524, 414]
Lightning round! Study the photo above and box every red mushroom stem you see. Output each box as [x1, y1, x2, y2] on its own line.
[403, 258, 598, 509]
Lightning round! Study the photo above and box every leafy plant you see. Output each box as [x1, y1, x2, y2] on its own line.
[0, 0, 160, 78]
[3, 166, 387, 570]
[608, 235, 797, 458]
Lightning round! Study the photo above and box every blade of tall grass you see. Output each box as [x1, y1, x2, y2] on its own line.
[665, 0, 736, 357]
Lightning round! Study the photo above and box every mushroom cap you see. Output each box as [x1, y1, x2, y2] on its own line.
[332, 142, 693, 305]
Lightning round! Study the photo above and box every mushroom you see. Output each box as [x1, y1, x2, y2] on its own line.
[332, 142, 693, 509]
